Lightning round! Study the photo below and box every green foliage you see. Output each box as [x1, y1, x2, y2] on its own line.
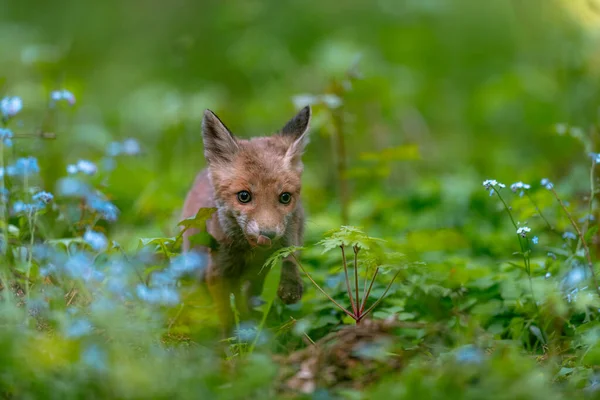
[4, 0, 600, 398]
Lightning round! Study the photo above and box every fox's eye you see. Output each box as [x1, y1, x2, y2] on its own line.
[237, 191, 252, 204]
[279, 192, 292, 204]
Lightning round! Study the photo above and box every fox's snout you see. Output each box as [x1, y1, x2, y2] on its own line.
[243, 219, 284, 247]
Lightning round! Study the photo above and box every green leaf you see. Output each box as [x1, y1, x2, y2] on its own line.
[261, 246, 304, 272]
[317, 225, 385, 254]
[177, 207, 217, 231]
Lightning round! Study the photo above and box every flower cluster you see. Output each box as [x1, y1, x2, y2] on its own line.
[516, 226, 531, 238]
[12, 190, 54, 215]
[135, 252, 206, 306]
[510, 181, 530, 197]
[84, 230, 109, 252]
[0, 157, 40, 178]
[50, 90, 76, 106]
[0, 96, 23, 118]
[0, 128, 13, 147]
[540, 178, 553, 190]
[106, 138, 141, 157]
[67, 160, 97, 176]
[483, 179, 505, 196]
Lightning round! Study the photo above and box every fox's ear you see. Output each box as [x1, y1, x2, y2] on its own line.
[281, 106, 311, 170]
[202, 110, 239, 164]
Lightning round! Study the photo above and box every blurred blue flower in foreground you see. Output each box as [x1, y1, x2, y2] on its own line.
[106, 138, 141, 157]
[81, 344, 107, 371]
[0, 96, 23, 118]
[562, 232, 577, 241]
[0, 157, 40, 178]
[454, 345, 484, 364]
[65, 318, 93, 338]
[0, 128, 13, 147]
[50, 89, 76, 106]
[66, 160, 97, 176]
[84, 230, 108, 252]
[64, 252, 104, 282]
[56, 177, 90, 197]
[136, 284, 179, 306]
[33, 191, 54, 204]
[87, 195, 119, 221]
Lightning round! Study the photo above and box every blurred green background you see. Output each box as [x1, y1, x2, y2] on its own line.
[1, 0, 599, 250]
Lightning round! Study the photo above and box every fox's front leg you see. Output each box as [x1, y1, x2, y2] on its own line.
[277, 255, 303, 304]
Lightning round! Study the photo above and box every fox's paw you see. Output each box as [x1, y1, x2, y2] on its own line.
[277, 280, 303, 305]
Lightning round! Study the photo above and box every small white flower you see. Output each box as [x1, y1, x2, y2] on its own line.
[76, 160, 97, 175]
[516, 227, 531, 237]
[510, 181, 531, 192]
[483, 179, 505, 196]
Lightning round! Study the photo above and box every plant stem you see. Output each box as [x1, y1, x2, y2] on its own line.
[0, 139, 7, 261]
[360, 267, 379, 313]
[493, 189, 539, 306]
[353, 245, 360, 317]
[340, 245, 357, 315]
[26, 211, 36, 300]
[548, 186, 600, 296]
[291, 253, 356, 319]
[525, 192, 560, 238]
[358, 269, 401, 322]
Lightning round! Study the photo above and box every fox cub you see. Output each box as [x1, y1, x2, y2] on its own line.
[181, 106, 311, 333]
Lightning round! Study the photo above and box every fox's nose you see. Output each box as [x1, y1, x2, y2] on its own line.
[259, 230, 277, 239]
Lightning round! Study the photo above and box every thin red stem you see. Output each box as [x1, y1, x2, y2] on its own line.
[360, 267, 379, 313]
[341, 245, 357, 315]
[353, 246, 360, 318]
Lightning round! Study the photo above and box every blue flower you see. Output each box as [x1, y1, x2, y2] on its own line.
[483, 179, 505, 196]
[565, 267, 586, 287]
[67, 164, 78, 174]
[81, 344, 107, 371]
[0, 96, 23, 118]
[136, 284, 180, 306]
[169, 252, 206, 277]
[33, 191, 53, 204]
[64, 252, 103, 282]
[50, 89, 76, 106]
[106, 142, 122, 157]
[540, 178, 554, 190]
[76, 160, 97, 175]
[65, 318, 93, 338]
[83, 230, 108, 252]
[122, 138, 141, 155]
[56, 177, 91, 197]
[0, 128, 13, 147]
[563, 231, 577, 241]
[12, 157, 39, 176]
[454, 345, 484, 364]
[532, 236, 539, 244]
[87, 196, 119, 222]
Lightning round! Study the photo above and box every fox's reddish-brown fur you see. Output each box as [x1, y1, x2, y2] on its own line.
[181, 106, 311, 334]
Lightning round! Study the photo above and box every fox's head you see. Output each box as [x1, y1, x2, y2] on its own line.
[201, 106, 311, 248]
